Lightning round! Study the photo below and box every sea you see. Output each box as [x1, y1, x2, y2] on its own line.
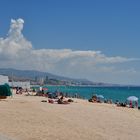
[33, 85, 140, 105]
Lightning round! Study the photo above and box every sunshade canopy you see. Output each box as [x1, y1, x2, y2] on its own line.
[0, 84, 12, 96]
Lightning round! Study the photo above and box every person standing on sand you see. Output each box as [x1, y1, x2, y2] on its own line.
[129, 100, 132, 108]
[135, 101, 138, 108]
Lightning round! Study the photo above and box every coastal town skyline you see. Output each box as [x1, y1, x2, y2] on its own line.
[0, 0, 140, 85]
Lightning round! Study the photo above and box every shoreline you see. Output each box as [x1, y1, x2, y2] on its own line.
[31, 84, 140, 88]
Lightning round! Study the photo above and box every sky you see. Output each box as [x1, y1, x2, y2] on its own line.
[0, 0, 140, 85]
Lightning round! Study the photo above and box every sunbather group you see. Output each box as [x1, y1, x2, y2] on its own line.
[47, 95, 73, 104]
[88, 94, 139, 109]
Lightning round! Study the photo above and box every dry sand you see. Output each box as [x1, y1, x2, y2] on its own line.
[0, 93, 140, 140]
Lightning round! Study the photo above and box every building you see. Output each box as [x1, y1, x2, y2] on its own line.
[0, 75, 9, 85]
[9, 81, 30, 89]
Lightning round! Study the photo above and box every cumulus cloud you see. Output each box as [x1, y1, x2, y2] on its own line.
[0, 18, 32, 61]
[0, 18, 139, 83]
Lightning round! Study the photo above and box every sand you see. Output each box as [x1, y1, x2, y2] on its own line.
[0, 93, 140, 140]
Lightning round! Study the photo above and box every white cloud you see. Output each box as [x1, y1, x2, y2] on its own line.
[0, 18, 139, 84]
[0, 18, 32, 61]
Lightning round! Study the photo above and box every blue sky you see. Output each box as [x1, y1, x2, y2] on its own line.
[0, 0, 140, 85]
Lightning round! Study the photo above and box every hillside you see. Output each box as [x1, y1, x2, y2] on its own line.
[0, 68, 93, 85]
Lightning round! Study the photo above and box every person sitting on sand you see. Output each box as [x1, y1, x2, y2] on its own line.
[115, 100, 120, 106]
[88, 95, 98, 103]
[107, 99, 113, 104]
[57, 95, 69, 104]
[92, 95, 97, 102]
[58, 95, 64, 104]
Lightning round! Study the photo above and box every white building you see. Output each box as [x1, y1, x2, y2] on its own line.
[0, 75, 9, 85]
[9, 81, 30, 89]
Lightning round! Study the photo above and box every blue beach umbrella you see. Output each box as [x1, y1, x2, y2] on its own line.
[97, 95, 104, 99]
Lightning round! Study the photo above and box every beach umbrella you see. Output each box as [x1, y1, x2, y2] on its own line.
[97, 95, 104, 99]
[127, 96, 138, 102]
[42, 88, 48, 91]
[0, 84, 12, 96]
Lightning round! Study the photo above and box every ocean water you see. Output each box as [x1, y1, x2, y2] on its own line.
[34, 85, 140, 105]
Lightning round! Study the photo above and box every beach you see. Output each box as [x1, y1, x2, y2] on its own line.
[0, 93, 140, 140]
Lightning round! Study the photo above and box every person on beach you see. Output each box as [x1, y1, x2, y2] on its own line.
[57, 95, 69, 104]
[129, 101, 133, 108]
[88, 95, 98, 103]
[135, 101, 138, 108]
[58, 95, 64, 104]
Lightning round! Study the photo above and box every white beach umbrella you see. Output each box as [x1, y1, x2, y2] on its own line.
[127, 96, 138, 102]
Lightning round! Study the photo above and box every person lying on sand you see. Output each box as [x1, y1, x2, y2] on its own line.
[47, 95, 73, 104]
[48, 98, 58, 104]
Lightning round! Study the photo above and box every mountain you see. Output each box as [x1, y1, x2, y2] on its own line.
[0, 68, 65, 80]
[0, 68, 126, 86]
[0, 68, 93, 84]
